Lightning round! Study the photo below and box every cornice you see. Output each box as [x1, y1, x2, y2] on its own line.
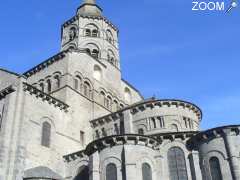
[23, 50, 70, 78]
[0, 86, 15, 100]
[90, 99, 202, 126]
[62, 14, 119, 32]
[23, 83, 69, 112]
[63, 150, 87, 163]
[85, 134, 159, 156]
[188, 125, 240, 148]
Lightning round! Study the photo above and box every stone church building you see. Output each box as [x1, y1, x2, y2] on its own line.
[0, 0, 239, 180]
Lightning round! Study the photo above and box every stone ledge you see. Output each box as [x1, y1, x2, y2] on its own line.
[23, 82, 69, 112]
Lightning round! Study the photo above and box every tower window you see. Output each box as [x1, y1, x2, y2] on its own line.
[102, 128, 107, 137]
[138, 128, 144, 135]
[95, 130, 100, 139]
[92, 49, 99, 59]
[92, 29, 99, 37]
[69, 27, 77, 41]
[54, 75, 61, 89]
[80, 131, 85, 146]
[151, 117, 157, 129]
[114, 123, 120, 135]
[41, 121, 51, 148]
[85, 29, 91, 36]
[39, 82, 44, 92]
[83, 81, 91, 98]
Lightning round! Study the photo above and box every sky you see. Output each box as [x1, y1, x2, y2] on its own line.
[0, 0, 239, 130]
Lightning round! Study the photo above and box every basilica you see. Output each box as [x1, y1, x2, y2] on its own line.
[0, 0, 239, 180]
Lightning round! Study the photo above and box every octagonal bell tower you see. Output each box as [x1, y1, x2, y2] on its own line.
[61, 0, 120, 70]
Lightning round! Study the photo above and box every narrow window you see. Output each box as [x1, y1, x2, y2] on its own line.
[47, 79, 52, 93]
[41, 121, 51, 148]
[114, 123, 120, 135]
[209, 157, 222, 180]
[86, 48, 91, 55]
[0, 106, 5, 130]
[106, 163, 117, 180]
[54, 75, 61, 89]
[83, 82, 91, 98]
[158, 116, 165, 128]
[183, 117, 188, 128]
[39, 82, 44, 92]
[92, 49, 99, 59]
[95, 130, 100, 139]
[168, 147, 188, 180]
[138, 128, 144, 135]
[142, 163, 152, 180]
[102, 128, 107, 137]
[74, 75, 82, 91]
[80, 131, 85, 146]
[69, 27, 77, 40]
[92, 29, 99, 37]
[151, 118, 157, 129]
[85, 29, 91, 36]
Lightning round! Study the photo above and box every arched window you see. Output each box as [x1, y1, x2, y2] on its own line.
[124, 88, 131, 102]
[92, 49, 99, 59]
[209, 157, 222, 180]
[100, 91, 106, 105]
[105, 96, 112, 110]
[107, 50, 117, 66]
[83, 81, 91, 98]
[168, 147, 188, 180]
[120, 104, 124, 109]
[151, 118, 157, 129]
[106, 163, 117, 180]
[69, 27, 77, 41]
[39, 82, 44, 92]
[113, 100, 118, 112]
[106, 29, 114, 44]
[46, 79, 52, 93]
[138, 128, 144, 135]
[54, 75, 61, 89]
[74, 165, 89, 180]
[74, 75, 82, 91]
[85, 29, 91, 37]
[86, 48, 91, 55]
[92, 29, 99, 37]
[41, 121, 51, 148]
[142, 163, 152, 180]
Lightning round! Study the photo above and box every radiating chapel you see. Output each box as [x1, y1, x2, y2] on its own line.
[0, 0, 239, 180]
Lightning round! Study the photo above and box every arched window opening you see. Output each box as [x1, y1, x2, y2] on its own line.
[151, 118, 157, 129]
[105, 96, 112, 110]
[46, 79, 52, 94]
[74, 75, 82, 91]
[85, 29, 91, 37]
[41, 121, 51, 148]
[69, 27, 77, 41]
[107, 50, 117, 66]
[114, 123, 120, 135]
[106, 163, 117, 180]
[124, 87, 131, 102]
[113, 100, 118, 112]
[83, 81, 91, 98]
[92, 29, 99, 37]
[86, 48, 91, 55]
[93, 65, 102, 81]
[168, 147, 188, 180]
[39, 82, 44, 92]
[209, 157, 222, 180]
[102, 128, 107, 137]
[74, 165, 89, 180]
[120, 104, 124, 109]
[106, 29, 114, 44]
[54, 75, 61, 89]
[92, 49, 99, 59]
[138, 128, 144, 135]
[100, 91, 105, 105]
[142, 163, 152, 180]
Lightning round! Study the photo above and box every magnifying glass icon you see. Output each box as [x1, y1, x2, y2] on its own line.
[226, 0, 238, 13]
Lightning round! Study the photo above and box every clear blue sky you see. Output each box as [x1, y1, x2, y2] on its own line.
[0, 0, 239, 130]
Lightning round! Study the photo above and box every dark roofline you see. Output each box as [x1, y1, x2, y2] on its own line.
[199, 124, 240, 135]
[91, 98, 203, 123]
[122, 78, 144, 99]
[0, 68, 21, 77]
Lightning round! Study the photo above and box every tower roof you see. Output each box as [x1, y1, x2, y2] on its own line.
[77, 0, 102, 16]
